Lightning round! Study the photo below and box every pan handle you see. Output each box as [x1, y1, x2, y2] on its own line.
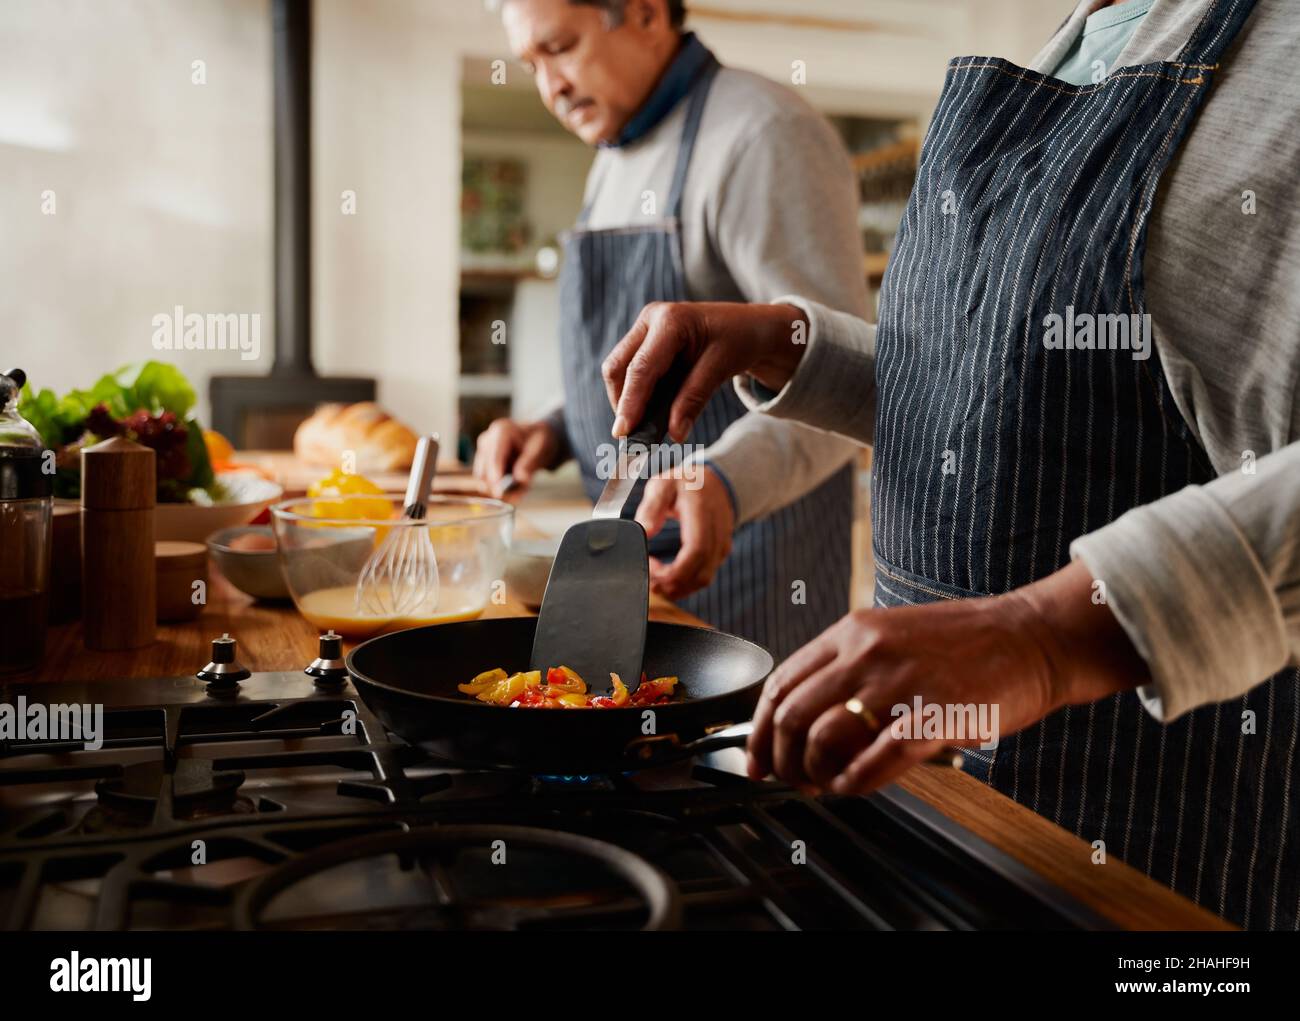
[684, 724, 752, 755]
[623, 722, 751, 764]
[623, 722, 965, 771]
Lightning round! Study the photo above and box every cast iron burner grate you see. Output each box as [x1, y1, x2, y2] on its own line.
[234, 824, 680, 931]
[96, 760, 247, 816]
[0, 673, 1113, 931]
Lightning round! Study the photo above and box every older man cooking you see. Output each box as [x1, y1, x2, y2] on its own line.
[472, 0, 867, 661]
[601, 0, 1300, 930]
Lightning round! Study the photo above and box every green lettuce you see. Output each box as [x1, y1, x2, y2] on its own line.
[17, 361, 218, 503]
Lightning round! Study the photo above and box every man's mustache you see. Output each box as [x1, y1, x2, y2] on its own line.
[554, 96, 588, 118]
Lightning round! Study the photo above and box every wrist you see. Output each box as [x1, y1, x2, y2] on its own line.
[526, 418, 562, 468]
[1012, 560, 1151, 711]
[747, 303, 809, 393]
[698, 461, 739, 525]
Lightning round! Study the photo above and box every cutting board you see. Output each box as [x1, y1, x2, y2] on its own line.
[234, 450, 472, 496]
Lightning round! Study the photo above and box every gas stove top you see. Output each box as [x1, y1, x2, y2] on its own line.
[0, 642, 1111, 931]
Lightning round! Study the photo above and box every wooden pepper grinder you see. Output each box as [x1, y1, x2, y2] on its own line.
[81, 436, 156, 650]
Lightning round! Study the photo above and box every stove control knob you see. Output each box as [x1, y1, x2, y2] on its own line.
[197, 632, 251, 696]
[305, 630, 349, 688]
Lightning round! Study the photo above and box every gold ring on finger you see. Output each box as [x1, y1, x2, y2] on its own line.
[844, 697, 880, 731]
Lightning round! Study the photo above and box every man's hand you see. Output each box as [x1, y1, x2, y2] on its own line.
[746, 560, 1152, 794]
[636, 465, 735, 600]
[472, 418, 561, 497]
[603, 301, 810, 442]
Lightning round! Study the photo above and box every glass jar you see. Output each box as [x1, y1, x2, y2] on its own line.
[0, 368, 52, 676]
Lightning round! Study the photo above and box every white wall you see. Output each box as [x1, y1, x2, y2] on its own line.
[0, 0, 467, 444]
[0, 0, 272, 421]
[972, 0, 1075, 65]
[313, 0, 462, 444]
[1, 0, 1076, 445]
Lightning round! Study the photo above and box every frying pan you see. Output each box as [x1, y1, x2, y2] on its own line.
[346, 617, 773, 773]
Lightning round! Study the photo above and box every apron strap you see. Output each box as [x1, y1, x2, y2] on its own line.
[666, 57, 721, 219]
[1175, 0, 1259, 68]
[573, 55, 720, 228]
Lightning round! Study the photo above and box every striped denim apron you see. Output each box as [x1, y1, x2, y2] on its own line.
[557, 60, 854, 663]
[872, 0, 1297, 929]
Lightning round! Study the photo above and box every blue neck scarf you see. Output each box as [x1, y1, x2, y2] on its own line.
[601, 32, 718, 149]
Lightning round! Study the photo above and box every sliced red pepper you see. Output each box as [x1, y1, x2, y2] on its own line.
[510, 688, 549, 708]
[543, 666, 586, 694]
[477, 668, 672, 709]
[629, 678, 675, 705]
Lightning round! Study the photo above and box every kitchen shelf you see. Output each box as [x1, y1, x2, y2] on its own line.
[852, 137, 920, 175]
[863, 252, 891, 281]
[841, 127, 920, 296]
[461, 266, 542, 287]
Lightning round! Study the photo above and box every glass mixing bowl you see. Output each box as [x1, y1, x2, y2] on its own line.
[270, 494, 513, 640]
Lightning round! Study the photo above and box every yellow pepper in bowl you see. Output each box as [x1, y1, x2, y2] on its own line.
[307, 468, 393, 521]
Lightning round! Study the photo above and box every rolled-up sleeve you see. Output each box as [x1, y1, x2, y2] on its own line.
[1070, 441, 1300, 721]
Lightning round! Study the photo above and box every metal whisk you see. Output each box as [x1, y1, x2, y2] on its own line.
[354, 434, 441, 619]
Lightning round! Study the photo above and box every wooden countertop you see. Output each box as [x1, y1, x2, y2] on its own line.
[18, 469, 1230, 931]
[34, 570, 700, 684]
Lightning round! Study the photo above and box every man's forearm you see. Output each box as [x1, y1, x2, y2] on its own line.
[538, 404, 573, 469]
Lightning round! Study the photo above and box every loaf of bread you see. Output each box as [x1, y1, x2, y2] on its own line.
[293, 403, 419, 471]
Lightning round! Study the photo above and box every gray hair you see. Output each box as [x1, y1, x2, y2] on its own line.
[502, 1, 688, 29]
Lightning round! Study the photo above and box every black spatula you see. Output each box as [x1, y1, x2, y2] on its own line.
[529, 359, 691, 696]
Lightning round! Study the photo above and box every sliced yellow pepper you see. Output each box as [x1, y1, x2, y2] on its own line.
[459, 667, 669, 709]
[544, 665, 587, 695]
[478, 671, 528, 705]
[609, 673, 629, 707]
[554, 693, 591, 708]
[457, 668, 507, 695]
[308, 468, 393, 521]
